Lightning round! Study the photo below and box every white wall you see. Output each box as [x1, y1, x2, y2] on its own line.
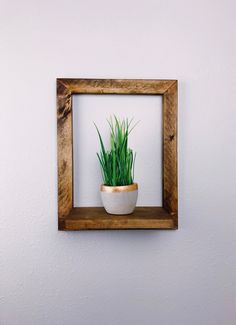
[1, 0, 236, 324]
[73, 94, 162, 206]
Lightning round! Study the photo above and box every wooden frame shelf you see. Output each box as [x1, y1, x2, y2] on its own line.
[57, 78, 178, 230]
[59, 207, 176, 230]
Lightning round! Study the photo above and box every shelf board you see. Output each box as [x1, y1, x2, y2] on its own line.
[59, 207, 177, 230]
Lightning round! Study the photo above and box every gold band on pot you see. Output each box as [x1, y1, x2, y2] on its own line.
[101, 183, 138, 193]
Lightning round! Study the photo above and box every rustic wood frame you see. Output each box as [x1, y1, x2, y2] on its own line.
[57, 78, 178, 230]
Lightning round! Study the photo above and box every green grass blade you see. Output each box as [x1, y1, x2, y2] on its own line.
[94, 117, 138, 186]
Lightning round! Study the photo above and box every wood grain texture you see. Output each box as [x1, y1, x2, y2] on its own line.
[57, 78, 178, 230]
[163, 81, 178, 227]
[60, 207, 176, 230]
[57, 80, 73, 220]
[57, 78, 176, 95]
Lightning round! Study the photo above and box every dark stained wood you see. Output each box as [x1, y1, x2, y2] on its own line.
[60, 207, 176, 230]
[57, 78, 178, 230]
[163, 81, 178, 228]
[57, 81, 73, 222]
[58, 78, 176, 95]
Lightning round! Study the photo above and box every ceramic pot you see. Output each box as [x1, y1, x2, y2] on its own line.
[100, 183, 138, 215]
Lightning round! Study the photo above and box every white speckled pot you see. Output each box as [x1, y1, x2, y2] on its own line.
[101, 183, 138, 215]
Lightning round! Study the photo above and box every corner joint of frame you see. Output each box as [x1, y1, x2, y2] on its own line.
[162, 80, 178, 96]
[57, 79, 71, 96]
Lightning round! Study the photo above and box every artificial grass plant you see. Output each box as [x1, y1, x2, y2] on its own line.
[94, 116, 138, 186]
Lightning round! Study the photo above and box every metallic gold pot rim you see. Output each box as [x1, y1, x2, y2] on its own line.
[101, 183, 138, 193]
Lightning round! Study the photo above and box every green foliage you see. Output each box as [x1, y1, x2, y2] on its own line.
[94, 116, 138, 186]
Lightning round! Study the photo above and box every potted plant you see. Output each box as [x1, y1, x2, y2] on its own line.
[94, 116, 138, 215]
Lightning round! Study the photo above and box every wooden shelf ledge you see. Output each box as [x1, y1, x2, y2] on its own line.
[59, 207, 177, 230]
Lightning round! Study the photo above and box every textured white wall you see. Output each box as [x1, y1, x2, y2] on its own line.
[1, 0, 236, 324]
